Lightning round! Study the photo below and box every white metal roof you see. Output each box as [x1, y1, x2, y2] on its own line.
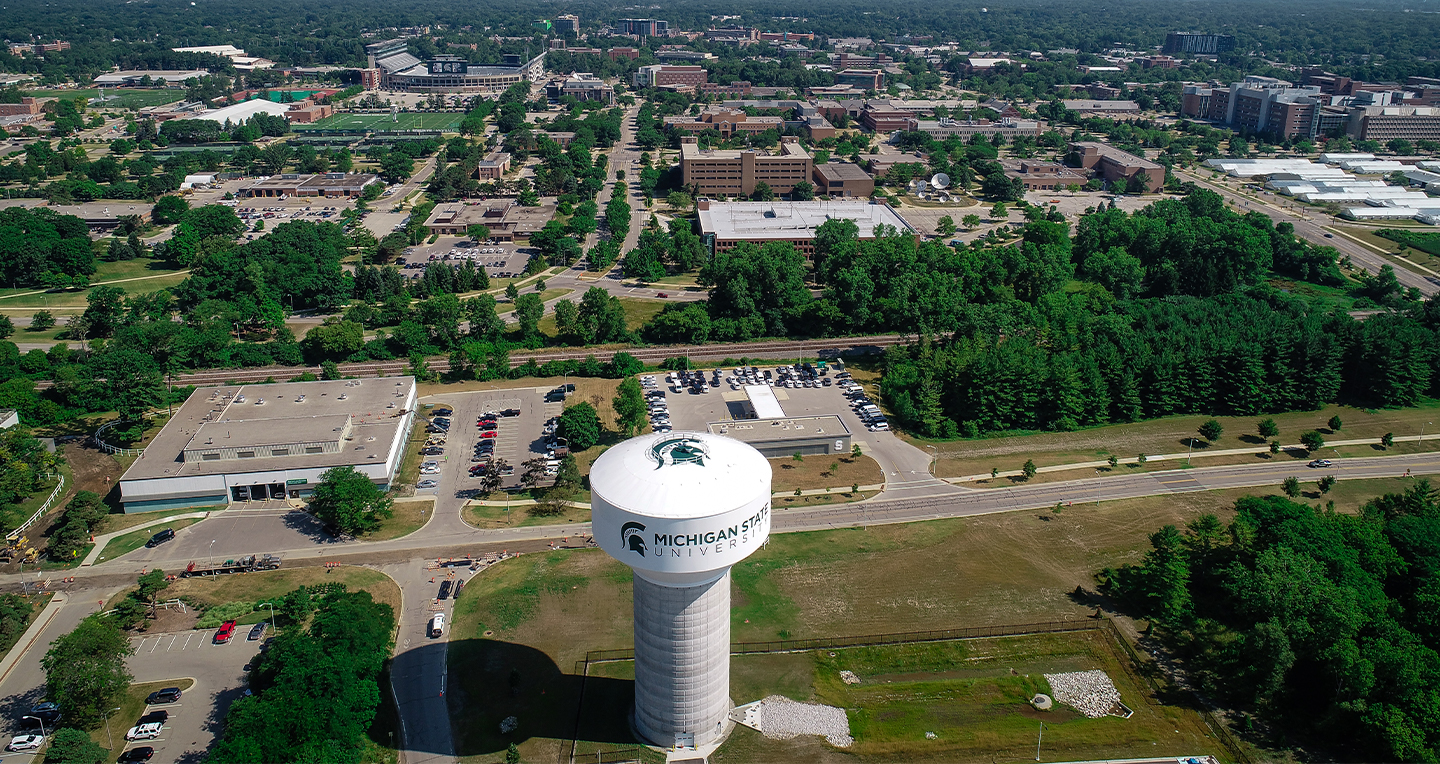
[197, 99, 291, 125]
[588, 432, 772, 520]
[744, 385, 786, 419]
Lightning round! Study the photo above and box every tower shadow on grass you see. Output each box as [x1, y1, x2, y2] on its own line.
[448, 638, 637, 757]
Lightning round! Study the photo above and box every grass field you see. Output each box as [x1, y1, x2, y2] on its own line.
[368, 499, 431, 541]
[464, 501, 590, 529]
[166, 565, 401, 617]
[30, 89, 183, 109]
[94, 507, 217, 538]
[919, 400, 1440, 479]
[445, 474, 1429, 762]
[1337, 226, 1440, 275]
[0, 266, 191, 310]
[87, 679, 196, 763]
[771, 454, 881, 493]
[295, 111, 464, 132]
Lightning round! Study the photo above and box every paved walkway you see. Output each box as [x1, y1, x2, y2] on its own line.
[947, 434, 1433, 482]
[0, 593, 66, 688]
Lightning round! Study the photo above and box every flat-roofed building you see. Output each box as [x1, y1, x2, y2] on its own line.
[474, 152, 512, 180]
[93, 70, 209, 87]
[707, 415, 851, 458]
[608, 47, 640, 61]
[1071, 142, 1164, 192]
[616, 19, 669, 37]
[1062, 99, 1141, 115]
[912, 117, 1043, 140]
[369, 40, 546, 94]
[812, 162, 875, 197]
[422, 200, 557, 240]
[118, 378, 417, 512]
[697, 198, 915, 256]
[837, 69, 884, 91]
[0, 97, 40, 117]
[634, 64, 708, 88]
[545, 72, 615, 104]
[241, 172, 381, 198]
[1005, 160, 1088, 190]
[681, 137, 813, 197]
[665, 109, 784, 139]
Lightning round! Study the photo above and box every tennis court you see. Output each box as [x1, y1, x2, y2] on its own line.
[294, 111, 464, 132]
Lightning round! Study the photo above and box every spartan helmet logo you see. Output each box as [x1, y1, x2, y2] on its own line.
[621, 522, 647, 556]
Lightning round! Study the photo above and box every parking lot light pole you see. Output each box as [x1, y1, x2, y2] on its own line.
[104, 706, 120, 749]
[209, 539, 216, 567]
[259, 601, 276, 628]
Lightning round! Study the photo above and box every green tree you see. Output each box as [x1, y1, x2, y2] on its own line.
[1258, 419, 1279, 438]
[135, 569, 170, 610]
[320, 360, 341, 380]
[612, 377, 647, 436]
[1327, 415, 1343, 431]
[42, 727, 108, 764]
[1022, 459, 1037, 479]
[1300, 430, 1325, 452]
[1282, 475, 1301, 497]
[151, 194, 189, 225]
[1199, 419, 1223, 442]
[557, 402, 602, 451]
[962, 213, 982, 229]
[514, 293, 544, 341]
[936, 215, 956, 236]
[1318, 475, 1336, 494]
[466, 224, 491, 243]
[751, 181, 774, 201]
[310, 466, 394, 535]
[41, 617, 134, 728]
[30, 311, 55, 331]
[990, 202, 1008, 219]
[505, 282, 520, 301]
[0, 315, 12, 340]
[1381, 432, 1395, 449]
[506, 742, 521, 764]
[851, 443, 862, 458]
[1270, 440, 1281, 454]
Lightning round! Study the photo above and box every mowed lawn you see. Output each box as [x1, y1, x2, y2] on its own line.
[920, 400, 1440, 479]
[294, 111, 464, 132]
[442, 478, 1431, 762]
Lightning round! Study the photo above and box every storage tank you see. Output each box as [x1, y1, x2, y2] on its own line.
[591, 432, 772, 752]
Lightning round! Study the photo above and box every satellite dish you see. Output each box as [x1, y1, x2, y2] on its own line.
[931, 173, 951, 190]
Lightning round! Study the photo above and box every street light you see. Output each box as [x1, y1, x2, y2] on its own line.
[104, 706, 121, 749]
[23, 716, 45, 739]
[209, 539, 216, 567]
[1035, 721, 1045, 761]
[258, 600, 276, 629]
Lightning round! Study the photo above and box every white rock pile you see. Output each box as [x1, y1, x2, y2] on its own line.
[839, 670, 861, 685]
[758, 695, 854, 747]
[1042, 670, 1123, 718]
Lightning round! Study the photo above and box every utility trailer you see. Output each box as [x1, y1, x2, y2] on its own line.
[183, 554, 283, 577]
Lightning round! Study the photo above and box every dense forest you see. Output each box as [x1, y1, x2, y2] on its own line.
[1102, 483, 1440, 762]
[2, 0, 1440, 83]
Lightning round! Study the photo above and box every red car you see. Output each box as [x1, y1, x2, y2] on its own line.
[215, 620, 237, 644]
[479, 430, 497, 439]
[656, 292, 668, 298]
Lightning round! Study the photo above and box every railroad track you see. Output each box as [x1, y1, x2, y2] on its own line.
[43, 335, 911, 389]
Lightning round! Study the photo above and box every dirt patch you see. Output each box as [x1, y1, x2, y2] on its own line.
[130, 605, 200, 634]
[772, 455, 881, 492]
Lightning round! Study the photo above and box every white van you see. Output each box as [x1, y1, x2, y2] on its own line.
[429, 613, 445, 638]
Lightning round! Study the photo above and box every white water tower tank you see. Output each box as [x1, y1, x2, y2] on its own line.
[591, 432, 773, 752]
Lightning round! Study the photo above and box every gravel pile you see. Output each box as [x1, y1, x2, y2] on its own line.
[758, 695, 853, 747]
[1043, 670, 1123, 718]
[839, 670, 861, 685]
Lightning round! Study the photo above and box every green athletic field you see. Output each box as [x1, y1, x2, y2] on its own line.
[26, 89, 184, 109]
[293, 111, 464, 132]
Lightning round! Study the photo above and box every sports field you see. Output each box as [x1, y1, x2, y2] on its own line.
[28, 89, 184, 109]
[293, 111, 463, 132]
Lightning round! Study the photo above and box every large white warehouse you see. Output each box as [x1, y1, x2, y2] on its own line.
[118, 378, 417, 512]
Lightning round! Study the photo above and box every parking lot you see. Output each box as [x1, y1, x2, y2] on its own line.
[116, 506, 339, 568]
[638, 364, 885, 436]
[415, 386, 568, 498]
[399, 235, 535, 281]
[119, 626, 264, 763]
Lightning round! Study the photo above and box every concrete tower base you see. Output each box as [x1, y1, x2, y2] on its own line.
[632, 569, 733, 751]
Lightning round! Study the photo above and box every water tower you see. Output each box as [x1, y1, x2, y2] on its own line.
[591, 432, 772, 752]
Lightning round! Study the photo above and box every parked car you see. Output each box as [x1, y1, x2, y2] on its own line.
[125, 723, 164, 741]
[248, 622, 267, 641]
[118, 747, 156, 762]
[138, 710, 168, 725]
[7, 735, 44, 752]
[215, 620, 237, 643]
[146, 687, 182, 705]
[146, 529, 175, 548]
[438, 580, 453, 600]
[429, 613, 445, 638]
[417, 479, 438, 489]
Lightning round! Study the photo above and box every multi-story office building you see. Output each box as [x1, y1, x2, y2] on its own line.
[1162, 32, 1236, 56]
[633, 65, 708, 88]
[680, 136, 813, 197]
[616, 19, 668, 37]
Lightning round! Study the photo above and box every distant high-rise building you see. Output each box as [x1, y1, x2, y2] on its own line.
[617, 18, 669, 37]
[1162, 32, 1236, 56]
[556, 14, 580, 35]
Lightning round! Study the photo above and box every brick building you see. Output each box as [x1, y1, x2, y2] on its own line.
[634, 65, 707, 88]
[836, 69, 884, 90]
[664, 109, 784, 138]
[0, 97, 41, 117]
[608, 47, 639, 61]
[812, 162, 875, 197]
[1071, 142, 1164, 192]
[1004, 161, 1088, 191]
[680, 136, 813, 197]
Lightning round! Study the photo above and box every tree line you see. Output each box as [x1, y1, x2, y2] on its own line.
[1102, 483, 1440, 762]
